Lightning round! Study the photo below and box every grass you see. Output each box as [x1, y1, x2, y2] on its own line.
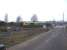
[0, 28, 48, 48]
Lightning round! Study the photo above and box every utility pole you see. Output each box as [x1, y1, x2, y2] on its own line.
[63, 12, 65, 29]
[63, 12, 64, 23]
[53, 18, 56, 26]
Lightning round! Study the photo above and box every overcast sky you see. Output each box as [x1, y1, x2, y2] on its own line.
[64, 0, 67, 21]
[0, 0, 65, 22]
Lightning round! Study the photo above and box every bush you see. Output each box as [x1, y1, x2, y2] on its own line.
[23, 23, 42, 28]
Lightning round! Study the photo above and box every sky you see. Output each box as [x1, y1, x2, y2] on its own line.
[64, 0, 67, 21]
[0, 0, 65, 22]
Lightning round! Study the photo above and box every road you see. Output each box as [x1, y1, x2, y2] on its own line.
[8, 27, 65, 50]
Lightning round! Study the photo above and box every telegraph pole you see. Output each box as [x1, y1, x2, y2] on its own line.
[63, 12, 64, 23]
[63, 12, 65, 29]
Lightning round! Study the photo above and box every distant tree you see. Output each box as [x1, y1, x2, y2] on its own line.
[31, 14, 38, 22]
[16, 16, 21, 23]
[0, 21, 6, 26]
[45, 23, 53, 30]
[4, 14, 8, 31]
[16, 16, 22, 31]
[8, 22, 16, 26]
[0, 21, 7, 32]
[5, 14, 8, 23]
[20, 22, 23, 27]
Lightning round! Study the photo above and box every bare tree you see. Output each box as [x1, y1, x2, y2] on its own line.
[16, 16, 21, 23]
[31, 14, 38, 22]
[4, 14, 8, 31]
[16, 16, 21, 31]
[5, 14, 8, 23]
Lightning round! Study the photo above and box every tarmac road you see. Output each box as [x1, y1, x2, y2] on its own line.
[8, 27, 64, 50]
